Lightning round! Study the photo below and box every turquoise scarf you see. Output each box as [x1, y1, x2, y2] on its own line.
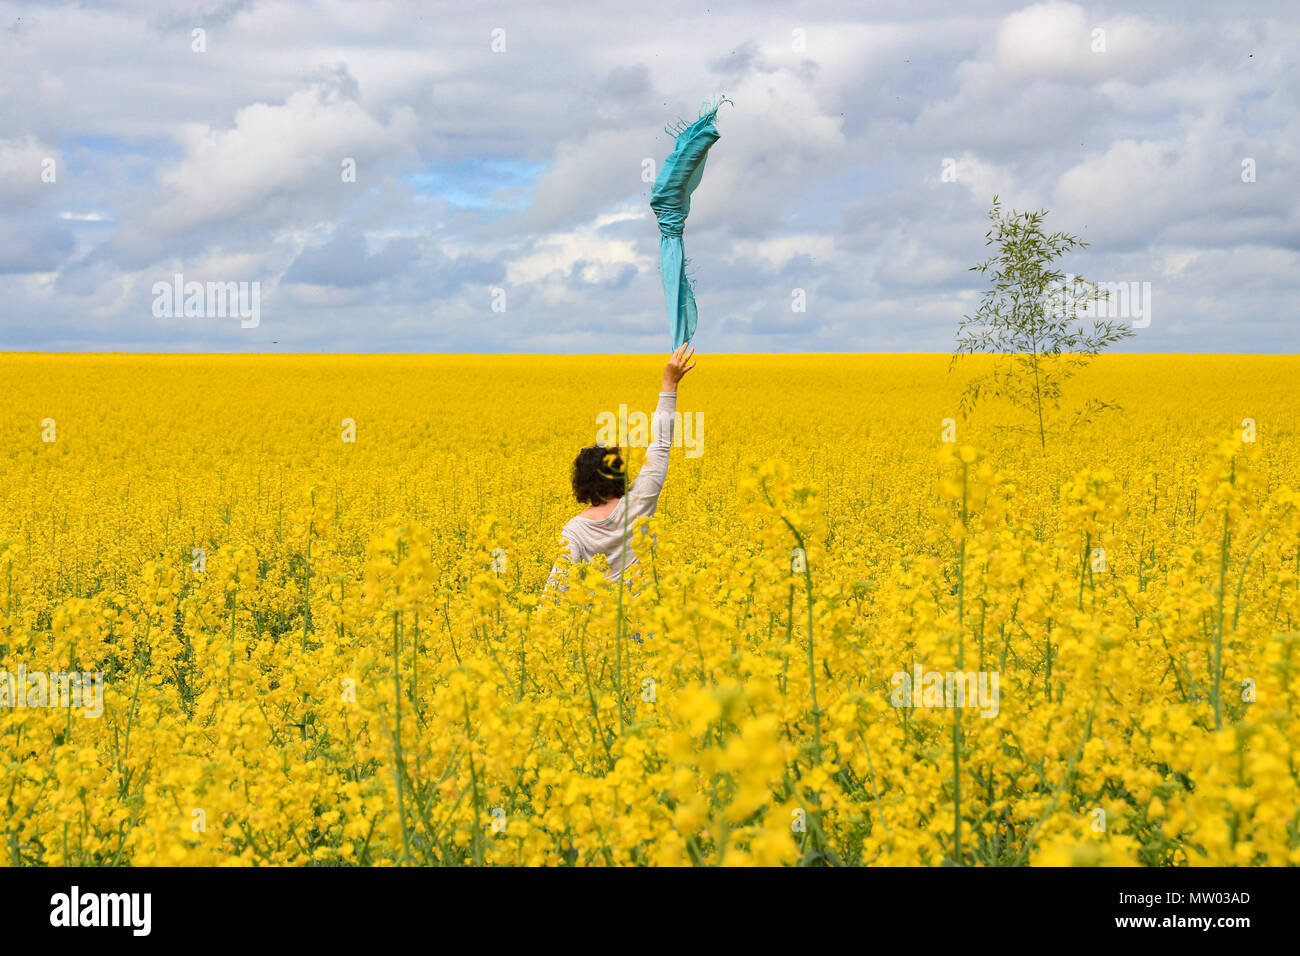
[650, 96, 731, 348]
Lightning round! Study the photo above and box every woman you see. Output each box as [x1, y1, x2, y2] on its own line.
[548, 344, 696, 591]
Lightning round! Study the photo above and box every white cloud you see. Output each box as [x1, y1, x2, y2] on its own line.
[687, 69, 847, 234]
[878, 237, 965, 288]
[522, 129, 649, 234]
[506, 206, 653, 285]
[995, 2, 1170, 83]
[944, 151, 1038, 212]
[1054, 139, 1177, 239]
[0, 136, 59, 203]
[729, 235, 834, 270]
[110, 72, 417, 264]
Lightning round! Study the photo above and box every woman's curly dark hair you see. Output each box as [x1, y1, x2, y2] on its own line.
[571, 445, 626, 505]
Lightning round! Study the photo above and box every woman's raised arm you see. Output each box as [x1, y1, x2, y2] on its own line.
[628, 344, 696, 507]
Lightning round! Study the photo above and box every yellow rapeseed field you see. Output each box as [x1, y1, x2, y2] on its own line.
[1, 353, 1297, 866]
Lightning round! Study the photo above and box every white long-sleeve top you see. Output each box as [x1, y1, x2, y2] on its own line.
[548, 391, 676, 587]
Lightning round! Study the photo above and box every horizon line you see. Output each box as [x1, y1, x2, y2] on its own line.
[1, 350, 1298, 358]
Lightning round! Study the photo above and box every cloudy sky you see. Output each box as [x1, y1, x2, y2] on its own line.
[1, 0, 1295, 352]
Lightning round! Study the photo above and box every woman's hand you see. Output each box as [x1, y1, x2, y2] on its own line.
[661, 343, 697, 393]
